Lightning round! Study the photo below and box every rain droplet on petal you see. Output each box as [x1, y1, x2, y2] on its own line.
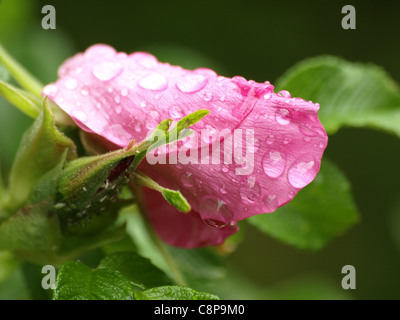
[266, 134, 275, 145]
[92, 62, 123, 82]
[262, 194, 278, 213]
[169, 105, 184, 120]
[200, 198, 233, 228]
[288, 156, 317, 189]
[181, 172, 194, 187]
[65, 78, 78, 90]
[176, 74, 207, 93]
[138, 73, 168, 91]
[203, 92, 213, 102]
[240, 181, 261, 204]
[276, 108, 292, 125]
[277, 90, 291, 98]
[80, 88, 89, 96]
[140, 101, 147, 108]
[134, 122, 142, 132]
[262, 150, 286, 178]
[220, 185, 228, 195]
[121, 88, 129, 96]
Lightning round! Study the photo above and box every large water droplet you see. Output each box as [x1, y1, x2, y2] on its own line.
[176, 74, 207, 93]
[92, 62, 123, 81]
[169, 105, 184, 120]
[199, 198, 233, 228]
[276, 108, 292, 125]
[262, 150, 286, 178]
[262, 194, 278, 213]
[181, 172, 194, 187]
[240, 181, 261, 204]
[288, 156, 317, 189]
[138, 73, 168, 91]
[65, 78, 78, 90]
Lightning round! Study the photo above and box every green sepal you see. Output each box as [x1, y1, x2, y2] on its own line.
[2, 97, 76, 214]
[132, 172, 191, 213]
[55, 144, 137, 235]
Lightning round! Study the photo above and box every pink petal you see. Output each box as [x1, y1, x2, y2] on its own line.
[143, 188, 238, 248]
[43, 44, 328, 246]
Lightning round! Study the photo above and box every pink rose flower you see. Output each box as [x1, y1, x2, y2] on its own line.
[43, 44, 328, 248]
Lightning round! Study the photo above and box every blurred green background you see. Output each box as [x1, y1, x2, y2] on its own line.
[0, 0, 399, 299]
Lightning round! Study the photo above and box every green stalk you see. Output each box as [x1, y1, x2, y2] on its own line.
[0, 44, 43, 98]
[130, 183, 188, 286]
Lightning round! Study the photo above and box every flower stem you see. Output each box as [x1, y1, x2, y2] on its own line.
[129, 183, 188, 286]
[0, 44, 43, 98]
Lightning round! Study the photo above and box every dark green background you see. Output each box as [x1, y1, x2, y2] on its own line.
[1, 0, 399, 299]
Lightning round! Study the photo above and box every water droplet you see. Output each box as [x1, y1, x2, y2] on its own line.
[72, 110, 87, 122]
[240, 181, 261, 204]
[304, 137, 311, 142]
[283, 137, 291, 144]
[263, 92, 272, 100]
[221, 165, 229, 173]
[134, 122, 142, 132]
[262, 150, 286, 178]
[140, 101, 147, 108]
[262, 194, 278, 213]
[138, 73, 168, 91]
[204, 219, 227, 229]
[121, 88, 128, 96]
[219, 185, 228, 195]
[80, 88, 89, 96]
[203, 92, 213, 102]
[288, 156, 317, 189]
[169, 105, 184, 120]
[176, 74, 207, 93]
[319, 142, 325, 149]
[92, 62, 123, 81]
[266, 134, 275, 145]
[219, 94, 226, 102]
[277, 90, 291, 98]
[146, 113, 160, 130]
[136, 54, 158, 68]
[114, 94, 120, 104]
[200, 198, 233, 228]
[115, 105, 122, 114]
[65, 78, 78, 90]
[181, 172, 194, 187]
[276, 108, 292, 125]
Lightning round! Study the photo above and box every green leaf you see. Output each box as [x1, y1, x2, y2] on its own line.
[0, 79, 41, 118]
[98, 252, 172, 290]
[53, 261, 135, 300]
[248, 159, 360, 250]
[276, 56, 400, 137]
[134, 285, 219, 300]
[2, 97, 75, 214]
